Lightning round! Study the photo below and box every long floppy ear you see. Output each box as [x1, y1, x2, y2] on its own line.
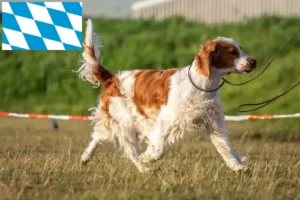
[195, 41, 217, 77]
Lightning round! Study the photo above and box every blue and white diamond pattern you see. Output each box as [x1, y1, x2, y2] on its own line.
[2, 2, 82, 50]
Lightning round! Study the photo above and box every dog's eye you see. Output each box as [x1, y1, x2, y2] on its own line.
[229, 49, 238, 55]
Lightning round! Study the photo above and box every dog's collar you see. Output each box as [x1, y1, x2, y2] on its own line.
[187, 64, 224, 92]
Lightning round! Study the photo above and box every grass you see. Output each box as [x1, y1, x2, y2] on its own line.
[0, 117, 300, 200]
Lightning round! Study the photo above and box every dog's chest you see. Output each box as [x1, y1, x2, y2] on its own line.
[170, 98, 219, 130]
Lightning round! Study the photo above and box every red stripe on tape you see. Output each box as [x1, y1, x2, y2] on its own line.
[248, 115, 274, 120]
[69, 116, 90, 120]
[28, 113, 49, 119]
[0, 111, 9, 116]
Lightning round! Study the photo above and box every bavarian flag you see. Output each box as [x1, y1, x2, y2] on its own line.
[2, 2, 82, 50]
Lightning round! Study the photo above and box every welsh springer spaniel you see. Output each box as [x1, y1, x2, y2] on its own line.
[77, 19, 257, 173]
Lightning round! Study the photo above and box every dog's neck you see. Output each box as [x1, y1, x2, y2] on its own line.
[187, 61, 223, 94]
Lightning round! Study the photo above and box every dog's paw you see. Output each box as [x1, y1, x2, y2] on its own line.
[237, 165, 251, 173]
[241, 156, 247, 162]
[81, 159, 89, 166]
[138, 166, 151, 173]
[139, 153, 153, 164]
[139, 166, 160, 174]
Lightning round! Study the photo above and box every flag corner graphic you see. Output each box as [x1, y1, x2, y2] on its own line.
[1, 1, 82, 51]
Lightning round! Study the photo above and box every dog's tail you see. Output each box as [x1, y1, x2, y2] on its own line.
[75, 19, 113, 87]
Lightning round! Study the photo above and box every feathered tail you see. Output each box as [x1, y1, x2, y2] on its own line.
[75, 19, 113, 87]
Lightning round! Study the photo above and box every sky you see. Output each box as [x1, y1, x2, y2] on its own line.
[82, 0, 140, 18]
[0, 0, 142, 18]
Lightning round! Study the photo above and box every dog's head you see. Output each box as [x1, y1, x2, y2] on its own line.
[195, 37, 257, 77]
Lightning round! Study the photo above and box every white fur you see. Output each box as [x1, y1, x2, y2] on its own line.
[80, 19, 253, 173]
[74, 19, 103, 87]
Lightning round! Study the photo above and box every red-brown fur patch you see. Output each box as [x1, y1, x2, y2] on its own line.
[195, 41, 216, 77]
[84, 44, 122, 117]
[212, 41, 240, 69]
[84, 44, 113, 83]
[195, 40, 240, 77]
[100, 77, 122, 116]
[133, 69, 178, 117]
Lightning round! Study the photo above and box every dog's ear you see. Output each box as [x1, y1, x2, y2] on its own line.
[195, 40, 217, 77]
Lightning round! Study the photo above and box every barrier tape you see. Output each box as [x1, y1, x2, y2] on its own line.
[225, 113, 300, 121]
[0, 111, 93, 121]
[0, 111, 299, 122]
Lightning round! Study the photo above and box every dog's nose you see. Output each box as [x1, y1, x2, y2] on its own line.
[247, 58, 257, 68]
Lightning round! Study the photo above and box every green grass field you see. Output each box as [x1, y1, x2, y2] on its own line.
[0, 16, 300, 115]
[0, 117, 300, 200]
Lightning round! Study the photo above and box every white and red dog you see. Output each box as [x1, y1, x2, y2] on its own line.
[77, 19, 256, 173]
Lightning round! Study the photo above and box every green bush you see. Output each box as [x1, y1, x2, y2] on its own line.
[0, 16, 299, 115]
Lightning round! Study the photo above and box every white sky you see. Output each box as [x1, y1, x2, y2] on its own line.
[0, 0, 142, 18]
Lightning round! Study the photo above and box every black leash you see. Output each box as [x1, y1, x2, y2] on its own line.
[188, 65, 225, 92]
[238, 81, 300, 112]
[188, 28, 300, 112]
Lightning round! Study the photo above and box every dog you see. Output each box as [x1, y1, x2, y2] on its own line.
[76, 19, 256, 173]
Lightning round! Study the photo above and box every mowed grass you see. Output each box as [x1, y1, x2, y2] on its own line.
[0, 117, 300, 200]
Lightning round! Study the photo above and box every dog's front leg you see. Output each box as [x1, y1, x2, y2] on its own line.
[208, 113, 250, 172]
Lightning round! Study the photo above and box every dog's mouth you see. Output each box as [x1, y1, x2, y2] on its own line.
[242, 69, 254, 74]
[235, 68, 255, 74]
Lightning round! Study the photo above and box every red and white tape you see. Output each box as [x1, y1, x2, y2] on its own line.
[0, 111, 93, 121]
[225, 113, 300, 121]
[0, 111, 299, 122]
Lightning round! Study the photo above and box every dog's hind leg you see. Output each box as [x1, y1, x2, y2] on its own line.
[120, 126, 150, 173]
[81, 134, 99, 165]
[81, 131, 109, 166]
[109, 97, 150, 173]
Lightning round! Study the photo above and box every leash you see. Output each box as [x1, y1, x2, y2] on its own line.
[188, 28, 300, 111]
[188, 65, 225, 92]
[238, 81, 300, 112]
